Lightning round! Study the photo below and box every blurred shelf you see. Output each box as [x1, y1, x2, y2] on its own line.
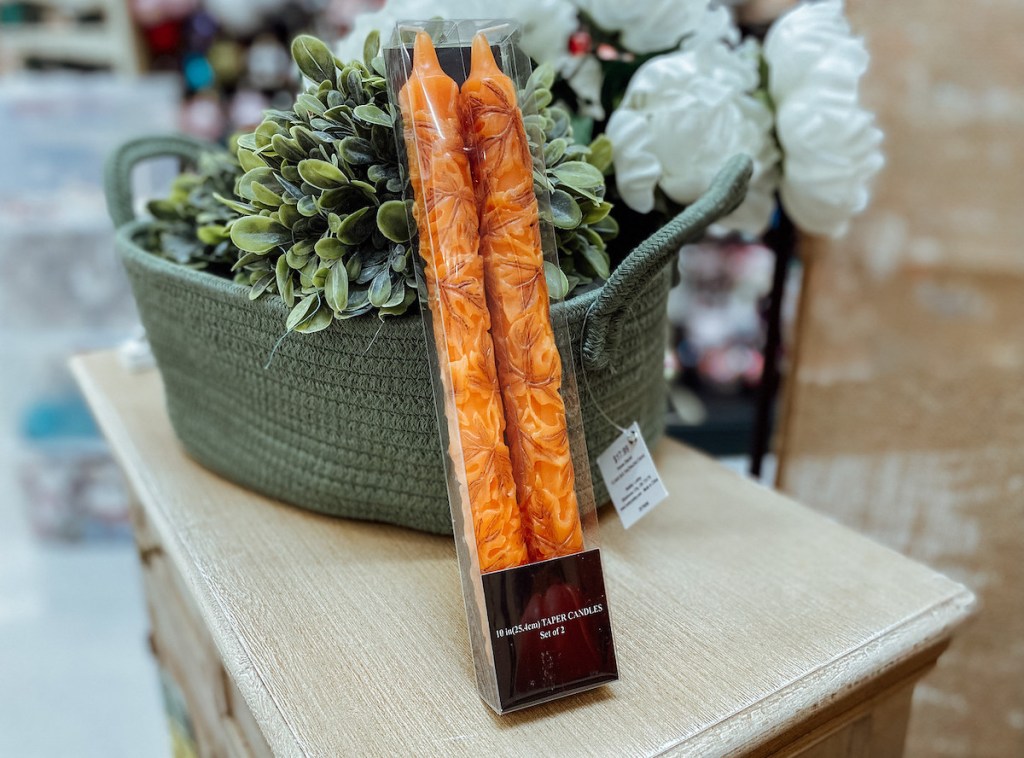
[0, 0, 141, 73]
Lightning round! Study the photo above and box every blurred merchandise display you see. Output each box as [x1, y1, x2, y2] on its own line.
[0, 0, 143, 73]
[665, 239, 801, 455]
[125, 0, 384, 140]
[18, 393, 131, 540]
[669, 240, 775, 390]
[0, 74, 179, 541]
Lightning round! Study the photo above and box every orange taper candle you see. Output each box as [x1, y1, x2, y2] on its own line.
[398, 32, 529, 572]
[461, 33, 585, 562]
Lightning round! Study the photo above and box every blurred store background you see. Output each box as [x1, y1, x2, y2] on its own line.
[0, 4, 372, 755]
[3, 0, 1020, 756]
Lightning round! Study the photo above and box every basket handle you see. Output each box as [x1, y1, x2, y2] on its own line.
[582, 154, 753, 372]
[104, 134, 216, 228]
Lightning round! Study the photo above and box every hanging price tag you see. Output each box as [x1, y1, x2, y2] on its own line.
[595, 422, 669, 529]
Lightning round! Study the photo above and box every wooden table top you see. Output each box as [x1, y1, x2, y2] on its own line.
[72, 351, 974, 757]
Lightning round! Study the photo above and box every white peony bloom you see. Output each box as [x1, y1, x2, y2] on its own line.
[607, 33, 779, 235]
[335, 0, 480, 62]
[560, 53, 605, 119]
[605, 109, 661, 212]
[575, 0, 707, 54]
[764, 0, 884, 236]
[334, 0, 576, 65]
[508, 0, 578, 64]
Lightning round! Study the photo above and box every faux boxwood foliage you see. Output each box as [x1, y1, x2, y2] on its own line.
[144, 148, 242, 276]
[148, 33, 618, 333]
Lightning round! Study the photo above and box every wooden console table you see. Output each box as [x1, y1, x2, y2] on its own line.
[72, 351, 974, 757]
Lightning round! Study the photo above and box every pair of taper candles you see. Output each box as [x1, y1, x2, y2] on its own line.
[399, 32, 584, 572]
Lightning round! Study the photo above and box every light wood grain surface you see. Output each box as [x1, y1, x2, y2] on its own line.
[72, 351, 974, 757]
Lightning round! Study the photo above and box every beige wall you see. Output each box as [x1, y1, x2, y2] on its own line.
[778, 2, 1024, 756]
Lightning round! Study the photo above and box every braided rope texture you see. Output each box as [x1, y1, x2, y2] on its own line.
[111, 151, 752, 535]
[116, 221, 670, 534]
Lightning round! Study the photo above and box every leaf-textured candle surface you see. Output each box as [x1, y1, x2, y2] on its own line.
[399, 32, 528, 572]
[461, 34, 585, 561]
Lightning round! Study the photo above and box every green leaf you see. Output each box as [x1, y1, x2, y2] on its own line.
[339, 136, 375, 165]
[591, 214, 619, 239]
[277, 202, 301, 228]
[235, 132, 258, 152]
[230, 216, 291, 253]
[531, 88, 553, 111]
[251, 181, 283, 208]
[296, 195, 319, 217]
[586, 134, 614, 174]
[255, 119, 286, 149]
[290, 125, 321, 153]
[551, 161, 604, 192]
[312, 266, 330, 289]
[363, 30, 380, 68]
[549, 190, 582, 230]
[231, 251, 262, 271]
[213, 193, 256, 216]
[368, 268, 392, 307]
[237, 167, 277, 201]
[248, 272, 274, 300]
[353, 103, 393, 127]
[527, 63, 555, 94]
[378, 286, 417, 316]
[337, 207, 374, 245]
[380, 280, 407, 308]
[543, 138, 567, 166]
[319, 186, 365, 213]
[196, 224, 228, 245]
[276, 256, 295, 307]
[298, 159, 348, 190]
[271, 134, 306, 163]
[344, 67, 364, 101]
[286, 293, 320, 331]
[581, 200, 613, 224]
[390, 244, 408, 272]
[376, 200, 413, 242]
[350, 179, 377, 196]
[324, 263, 349, 313]
[237, 148, 265, 172]
[580, 240, 611, 279]
[315, 237, 346, 261]
[295, 303, 333, 333]
[285, 242, 312, 269]
[345, 256, 361, 280]
[543, 261, 569, 300]
[291, 35, 337, 86]
[296, 93, 326, 117]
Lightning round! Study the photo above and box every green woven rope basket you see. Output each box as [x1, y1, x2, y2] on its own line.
[105, 135, 752, 534]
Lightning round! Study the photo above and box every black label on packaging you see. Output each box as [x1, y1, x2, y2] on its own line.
[482, 549, 617, 711]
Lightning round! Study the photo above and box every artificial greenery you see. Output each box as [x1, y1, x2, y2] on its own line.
[144, 148, 242, 276]
[147, 33, 618, 333]
[523, 63, 618, 296]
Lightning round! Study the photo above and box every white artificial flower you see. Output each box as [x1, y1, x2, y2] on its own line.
[334, 0, 465, 62]
[764, 0, 884, 236]
[687, 4, 740, 48]
[335, 0, 576, 65]
[509, 0, 578, 64]
[606, 31, 779, 235]
[605, 109, 661, 211]
[575, 0, 708, 54]
[560, 54, 605, 119]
